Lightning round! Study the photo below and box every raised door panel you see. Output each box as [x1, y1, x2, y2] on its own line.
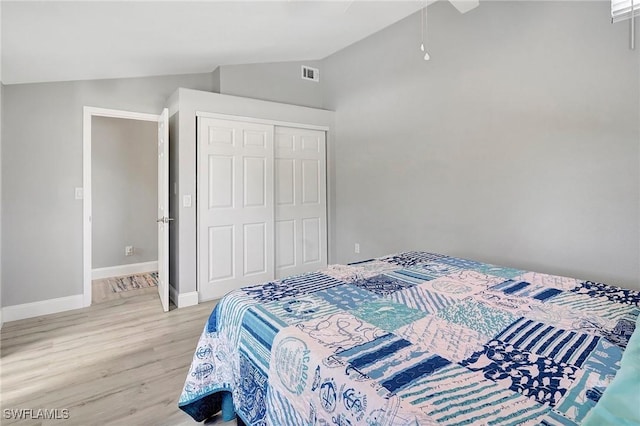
[275, 220, 296, 270]
[244, 129, 267, 148]
[209, 156, 234, 209]
[243, 157, 266, 207]
[243, 223, 267, 276]
[275, 159, 295, 206]
[275, 132, 295, 153]
[302, 218, 321, 264]
[300, 134, 320, 153]
[301, 160, 320, 205]
[209, 225, 234, 281]
[209, 126, 235, 146]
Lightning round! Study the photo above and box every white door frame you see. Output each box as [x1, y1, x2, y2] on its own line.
[82, 107, 162, 307]
[195, 111, 330, 132]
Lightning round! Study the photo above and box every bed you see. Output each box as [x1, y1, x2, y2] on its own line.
[178, 251, 640, 425]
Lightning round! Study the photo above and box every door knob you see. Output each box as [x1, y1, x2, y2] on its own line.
[157, 217, 174, 223]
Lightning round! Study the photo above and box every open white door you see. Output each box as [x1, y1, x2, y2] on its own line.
[157, 108, 170, 312]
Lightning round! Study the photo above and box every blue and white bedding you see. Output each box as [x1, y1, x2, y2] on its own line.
[179, 251, 640, 425]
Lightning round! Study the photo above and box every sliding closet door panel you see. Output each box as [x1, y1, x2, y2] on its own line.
[275, 131, 295, 152]
[275, 127, 327, 279]
[244, 157, 266, 207]
[300, 134, 320, 152]
[209, 156, 234, 208]
[301, 160, 320, 204]
[243, 222, 267, 275]
[198, 117, 274, 301]
[244, 130, 268, 147]
[275, 159, 295, 206]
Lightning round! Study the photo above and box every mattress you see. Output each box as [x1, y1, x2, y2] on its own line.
[178, 251, 640, 425]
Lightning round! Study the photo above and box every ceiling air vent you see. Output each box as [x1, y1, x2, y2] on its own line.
[301, 65, 320, 82]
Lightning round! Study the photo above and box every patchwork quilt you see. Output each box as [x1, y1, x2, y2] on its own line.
[179, 252, 640, 425]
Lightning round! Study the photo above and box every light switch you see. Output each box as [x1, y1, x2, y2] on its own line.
[75, 187, 84, 200]
[183, 195, 192, 208]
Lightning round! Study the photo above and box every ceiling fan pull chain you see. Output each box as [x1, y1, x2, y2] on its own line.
[424, 0, 431, 60]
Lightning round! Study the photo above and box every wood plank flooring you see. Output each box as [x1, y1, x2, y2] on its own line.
[1, 293, 236, 426]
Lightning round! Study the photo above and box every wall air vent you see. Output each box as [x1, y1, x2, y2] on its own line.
[301, 65, 320, 82]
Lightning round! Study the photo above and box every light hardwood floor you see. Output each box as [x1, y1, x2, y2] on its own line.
[1, 293, 236, 426]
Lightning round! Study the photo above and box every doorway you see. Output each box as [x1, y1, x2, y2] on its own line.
[82, 107, 169, 311]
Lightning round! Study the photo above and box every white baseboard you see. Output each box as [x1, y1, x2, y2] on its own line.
[169, 285, 198, 309]
[92, 261, 158, 280]
[178, 291, 199, 308]
[2, 294, 84, 323]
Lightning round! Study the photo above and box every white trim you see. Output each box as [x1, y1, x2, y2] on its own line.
[169, 285, 198, 308]
[195, 111, 330, 132]
[2, 295, 84, 323]
[84, 107, 159, 122]
[83, 108, 92, 307]
[178, 291, 199, 308]
[92, 261, 158, 280]
[82, 106, 161, 308]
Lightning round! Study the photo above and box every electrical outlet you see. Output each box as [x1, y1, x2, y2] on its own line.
[354, 243, 360, 254]
[125, 246, 134, 256]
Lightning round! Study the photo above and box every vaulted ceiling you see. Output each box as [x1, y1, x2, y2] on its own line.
[2, 1, 438, 85]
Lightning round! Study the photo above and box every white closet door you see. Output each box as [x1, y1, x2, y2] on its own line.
[275, 127, 327, 279]
[198, 117, 274, 301]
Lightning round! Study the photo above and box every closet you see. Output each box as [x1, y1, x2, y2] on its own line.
[197, 116, 327, 301]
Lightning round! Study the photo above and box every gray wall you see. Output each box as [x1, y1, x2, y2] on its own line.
[91, 116, 158, 269]
[212, 67, 221, 94]
[2, 72, 215, 306]
[219, 60, 324, 109]
[323, 1, 640, 288]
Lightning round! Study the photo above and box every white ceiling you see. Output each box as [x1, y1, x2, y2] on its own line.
[1, 1, 433, 85]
